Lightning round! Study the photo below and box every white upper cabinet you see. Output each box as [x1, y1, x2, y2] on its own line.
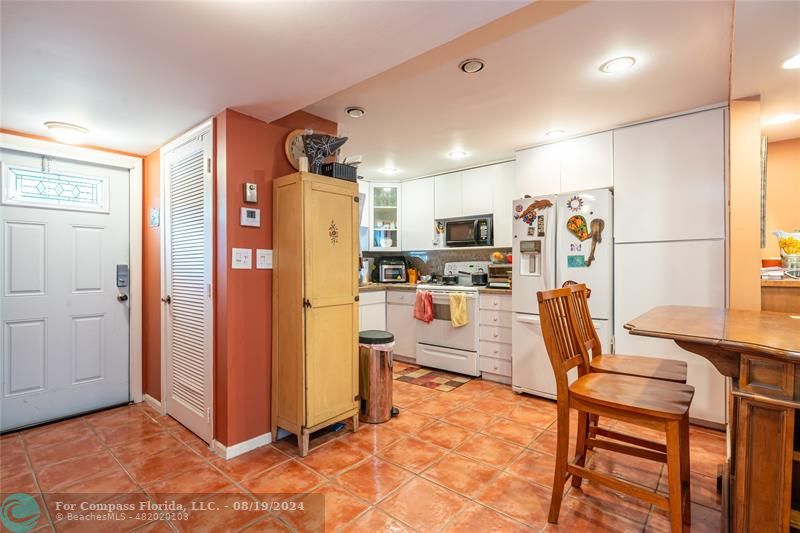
[369, 183, 401, 251]
[515, 143, 561, 198]
[613, 109, 726, 243]
[401, 177, 435, 251]
[434, 172, 462, 219]
[559, 132, 613, 192]
[461, 166, 495, 216]
[490, 161, 515, 248]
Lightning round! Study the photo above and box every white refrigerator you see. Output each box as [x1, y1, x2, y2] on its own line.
[511, 189, 613, 399]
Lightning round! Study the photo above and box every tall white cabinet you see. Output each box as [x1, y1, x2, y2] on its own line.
[613, 108, 727, 424]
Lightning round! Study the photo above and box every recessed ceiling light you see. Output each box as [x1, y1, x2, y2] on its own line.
[380, 167, 399, 175]
[599, 56, 636, 74]
[782, 53, 800, 70]
[545, 129, 566, 138]
[458, 58, 485, 74]
[345, 106, 366, 118]
[44, 121, 88, 144]
[764, 113, 800, 126]
[448, 150, 468, 159]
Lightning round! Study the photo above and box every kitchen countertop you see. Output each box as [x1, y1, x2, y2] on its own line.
[359, 282, 511, 295]
[761, 279, 800, 287]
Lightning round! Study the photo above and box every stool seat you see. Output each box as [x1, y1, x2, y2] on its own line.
[590, 354, 688, 384]
[570, 373, 694, 420]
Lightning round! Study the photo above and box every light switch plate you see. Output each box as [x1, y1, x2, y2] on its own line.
[232, 248, 252, 269]
[240, 207, 261, 227]
[256, 249, 272, 269]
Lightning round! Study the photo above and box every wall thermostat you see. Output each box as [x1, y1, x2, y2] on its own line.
[244, 183, 258, 203]
[240, 207, 261, 227]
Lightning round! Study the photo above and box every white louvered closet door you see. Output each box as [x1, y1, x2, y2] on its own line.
[164, 125, 213, 443]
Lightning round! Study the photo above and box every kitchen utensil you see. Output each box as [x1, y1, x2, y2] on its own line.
[584, 218, 605, 267]
[442, 275, 458, 285]
[471, 268, 488, 286]
[408, 268, 418, 284]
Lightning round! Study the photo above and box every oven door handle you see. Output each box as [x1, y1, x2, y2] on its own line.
[427, 291, 477, 299]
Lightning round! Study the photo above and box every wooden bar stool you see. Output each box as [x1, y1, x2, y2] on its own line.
[537, 287, 694, 532]
[567, 282, 688, 383]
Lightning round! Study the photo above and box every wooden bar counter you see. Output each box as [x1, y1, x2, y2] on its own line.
[625, 306, 800, 532]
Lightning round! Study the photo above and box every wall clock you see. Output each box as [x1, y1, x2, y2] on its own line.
[284, 129, 306, 170]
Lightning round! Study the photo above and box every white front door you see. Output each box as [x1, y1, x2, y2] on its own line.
[0, 148, 130, 431]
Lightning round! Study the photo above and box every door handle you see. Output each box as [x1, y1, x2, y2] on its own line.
[117, 294, 129, 302]
[161, 295, 171, 304]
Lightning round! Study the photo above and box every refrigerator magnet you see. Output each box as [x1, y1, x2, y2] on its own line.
[513, 203, 524, 219]
[566, 195, 584, 212]
[567, 255, 586, 268]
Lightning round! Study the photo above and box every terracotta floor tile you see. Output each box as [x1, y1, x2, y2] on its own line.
[183, 437, 220, 460]
[422, 453, 499, 497]
[612, 420, 666, 445]
[211, 445, 290, 482]
[109, 432, 184, 465]
[279, 483, 369, 532]
[506, 404, 557, 429]
[385, 410, 435, 435]
[483, 418, 543, 447]
[442, 501, 532, 532]
[339, 424, 403, 453]
[84, 405, 150, 427]
[457, 379, 501, 394]
[544, 496, 643, 532]
[124, 446, 205, 485]
[242, 460, 326, 500]
[36, 450, 121, 492]
[529, 430, 577, 458]
[506, 449, 557, 488]
[466, 395, 517, 416]
[173, 492, 267, 532]
[144, 464, 235, 506]
[298, 439, 371, 477]
[486, 386, 526, 402]
[346, 507, 412, 532]
[378, 477, 468, 530]
[688, 427, 725, 478]
[93, 417, 166, 447]
[657, 470, 721, 510]
[476, 472, 550, 526]
[589, 449, 663, 490]
[336, 457, 413, 503]
[416, 420, 472, 449]
[645, 502, 721, 532]
[241, 515, 293, 531]
[568, 478, 652, 527]
[270, 437, 301, 458]
[129, 520, 174, 533]
[27, 434, 105, 470]
[22, 419, 87, 450]
[52, 491, 154, 533]
[57, 466, 137, 494]
[378, 437, 446, 473]
[441, 408, 494, 432]
[2, 469, 39, 493]
[409, 396, 460, 417]
[152, 414, 186, 431]
[0, 438, 29, 479]
[455, 433, 523, 469]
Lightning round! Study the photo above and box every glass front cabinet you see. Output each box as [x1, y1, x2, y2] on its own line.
[369, 183, 401, 251]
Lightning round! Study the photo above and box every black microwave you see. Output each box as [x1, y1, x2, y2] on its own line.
[444, 215, 493, 247]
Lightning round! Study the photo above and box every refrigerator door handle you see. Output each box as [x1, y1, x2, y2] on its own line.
[515, 315, 541, 324]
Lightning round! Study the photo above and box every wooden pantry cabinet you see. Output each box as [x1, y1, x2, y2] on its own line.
[272, 172, 360, 456]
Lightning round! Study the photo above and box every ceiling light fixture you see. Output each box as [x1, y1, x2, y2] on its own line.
[764, 113, 800, 126]
[599, 56, 636, 74]
[44, 122, 89, 144]
[380, 167, 399, 175]
[782, 53, 800, 70]
[448, 150, 468, 159]
[458, 58, 485, 74]
[545, 129, 566, 138]
[345, 106, 366, 118]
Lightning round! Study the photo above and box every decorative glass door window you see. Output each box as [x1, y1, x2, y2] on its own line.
[371, 184, 399, 249]
[1, 163, 110, 213]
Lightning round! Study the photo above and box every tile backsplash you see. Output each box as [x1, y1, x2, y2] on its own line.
[364, 248, 512, 276]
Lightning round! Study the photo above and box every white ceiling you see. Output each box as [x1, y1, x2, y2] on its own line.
[305, 1, 734, 181]
[0, 1, 526, 155]
[732, 0, 800, 142]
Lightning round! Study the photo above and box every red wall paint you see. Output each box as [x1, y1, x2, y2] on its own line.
[142, 150, 162, 400]
[214, 109, 294, 446]
[270, 110, 338, 136]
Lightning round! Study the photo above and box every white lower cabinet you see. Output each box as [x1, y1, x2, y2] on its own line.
[386, 290, 416, 359]
[359, 290, 386, 331]
[478, 293, 513, 383]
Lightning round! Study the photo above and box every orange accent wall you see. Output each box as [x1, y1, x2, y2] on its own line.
[213, 109, 294, 446]
[142, 150, 162, 400]
[270, 110, 338, 136]
[729, 97, 762, 310]
[762, 137, 800, 258]
[0, 128, 145, 158]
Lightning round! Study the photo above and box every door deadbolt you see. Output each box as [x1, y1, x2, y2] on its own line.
[161, 295, 171, 304]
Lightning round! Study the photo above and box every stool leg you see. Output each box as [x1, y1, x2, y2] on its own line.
[665, 420, 684, 532]
[587, 413, 600, 450]
[680, 414, 691, 525]
[548, 405, 570, 523]
[571, 411, 590, 488]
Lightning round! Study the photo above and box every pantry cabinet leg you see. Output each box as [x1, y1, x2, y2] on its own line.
[352, 414, 360, 433]
[299, 429, 310, 457]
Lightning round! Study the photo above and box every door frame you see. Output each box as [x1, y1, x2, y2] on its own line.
[0, 132, 144, 404]
[157, 119, 214, 436]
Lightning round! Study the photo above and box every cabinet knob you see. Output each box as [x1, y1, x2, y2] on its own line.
[493, 332, 499, 338]
[493, 349, 499, 355]
[493, 301, 498, 306]
[493, 317, 498, 322]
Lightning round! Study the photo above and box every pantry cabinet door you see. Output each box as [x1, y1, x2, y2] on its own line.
[560, 132, 613, 192]
[461, 166, 495, 216]
[401, 178, 435, 250]
[491, 161, 515, 248]
[515, 143, 560, 198]
[434, 172, 462, 219]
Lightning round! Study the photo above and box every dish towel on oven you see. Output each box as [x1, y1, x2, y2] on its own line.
[449, 292, 469, 327]
[414, 290, 434, 323]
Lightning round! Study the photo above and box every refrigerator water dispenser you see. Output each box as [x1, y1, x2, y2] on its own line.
[519, 240, 542, 276]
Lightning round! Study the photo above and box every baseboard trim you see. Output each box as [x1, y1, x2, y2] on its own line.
[142, 394, 165, 415]
[212, 432, 273, 460]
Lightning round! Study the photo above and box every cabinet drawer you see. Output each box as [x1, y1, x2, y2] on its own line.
[480, 310, 512, 328]
[359, 290, 386, 305]
[387, 290, 414, 305]
[479, 294, 512, 311]
[480, 356, 512, 377]
[479, 340, 512, 361]
[739, 353, 794, 400]
[479, 325, 512, 344]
